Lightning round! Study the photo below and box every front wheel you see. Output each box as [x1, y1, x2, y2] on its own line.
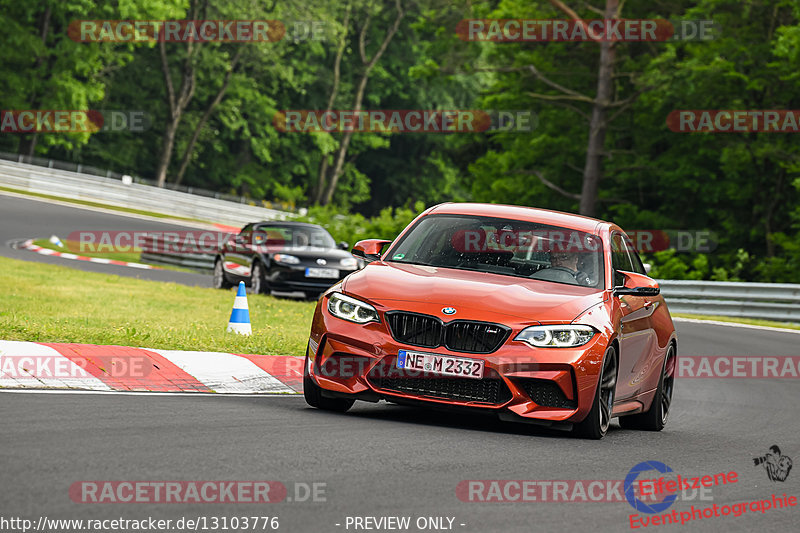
[619, 344, 675, 431]
[573, 346, 617, 439]
[250, 262, 270, 295]
[303, 357, 355, 412]
[213, 258, 232, 289]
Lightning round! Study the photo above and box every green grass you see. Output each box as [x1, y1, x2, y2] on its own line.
[30, 238, 200, 274]
[0, 185, 207, 224]
[0, 255, 316, 355]
[674, 313, 800, 331]
[33, 238, 144, 264]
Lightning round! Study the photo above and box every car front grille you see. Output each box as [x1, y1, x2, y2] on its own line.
[519, 378, 577, 409]
[386, 312, 510, 354]
[372, 376, 512, 405]
[386, 312, 442, 348]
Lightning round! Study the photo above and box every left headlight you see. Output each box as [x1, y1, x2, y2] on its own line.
[515, 325, 596, 348]
[273, 253, 300, 264]
[327, 292, 380, 324]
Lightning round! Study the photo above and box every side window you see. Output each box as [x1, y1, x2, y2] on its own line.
[611, 233, 634, 286]
[621, 234, 647, 275]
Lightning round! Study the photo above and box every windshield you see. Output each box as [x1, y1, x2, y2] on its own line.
[387, 214, 604, 288]
[252, 225, 336, 249]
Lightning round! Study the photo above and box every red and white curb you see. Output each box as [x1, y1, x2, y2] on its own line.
[20, 239, 159, 270]
[0, 341, 303, 394]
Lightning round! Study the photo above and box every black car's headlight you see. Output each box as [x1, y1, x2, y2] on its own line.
[273, 253, 300, 264]
[327, 292, 379, 324]
[339, 257, 358, 269]
[515, 325, 596, 348]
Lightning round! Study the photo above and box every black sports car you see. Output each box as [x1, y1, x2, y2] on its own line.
[212, 221, 361, 298]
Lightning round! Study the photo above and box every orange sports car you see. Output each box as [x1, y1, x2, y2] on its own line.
[303, 203, 677, 439]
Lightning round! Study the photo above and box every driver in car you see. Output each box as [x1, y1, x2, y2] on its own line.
[532, 251, 592, 286]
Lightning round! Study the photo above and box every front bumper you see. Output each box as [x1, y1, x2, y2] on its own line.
[267, 265, 358, 293]
[307, 297, 609, 425]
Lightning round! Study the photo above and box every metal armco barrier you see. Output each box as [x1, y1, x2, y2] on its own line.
[658, 279, 800, 322]
[139, 234, 216, 271]
[0, 159, 293, 226]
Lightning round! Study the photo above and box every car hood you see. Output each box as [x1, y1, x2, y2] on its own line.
[259, 246, 352, 260]
[342, 261, 606, 322]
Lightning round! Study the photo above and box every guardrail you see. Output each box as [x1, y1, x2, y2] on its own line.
[0, 158, 294, 227]
[139, 234, 217, 271]
[658, 279, 800, 323]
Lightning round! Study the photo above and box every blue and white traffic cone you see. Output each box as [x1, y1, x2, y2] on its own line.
[227, 281, 252, 335]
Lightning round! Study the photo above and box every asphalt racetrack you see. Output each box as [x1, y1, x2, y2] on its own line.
[1, 192, 799, 532]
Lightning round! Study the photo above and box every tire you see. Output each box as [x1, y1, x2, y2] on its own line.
[250, 261, 270, 295]
[303, 356, 355, 412]
[213, 258, 232, 289]
[619, 344, 675, 431]
[573, 346, 618, 439]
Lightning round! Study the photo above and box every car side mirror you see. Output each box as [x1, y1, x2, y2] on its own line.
[613, 271, 660, 297]
[352, 239, 391, 263]
[338, 241, 349, 250]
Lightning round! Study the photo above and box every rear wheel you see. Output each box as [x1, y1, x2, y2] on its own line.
[213, 258, 232, 289]
[303, 356, 355, 412]
[573, 346, 617, 439]
[619, 344, 675, 431]
[250, 262, 270, 295]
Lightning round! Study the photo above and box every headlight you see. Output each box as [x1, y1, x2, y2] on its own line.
[515, 325, 596, 348]
[327, 292, 379, 324]
[273, 253, 300, 264]
[339, 257, 358, 269]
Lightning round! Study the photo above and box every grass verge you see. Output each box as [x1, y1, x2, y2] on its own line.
[0, 255, 315, 355]
[30, 238, 199, 274]
[32, 238, 143, 264]
[674, 313, 800, 331]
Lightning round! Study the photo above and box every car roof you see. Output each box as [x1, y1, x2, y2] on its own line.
[427, 203, 608, 233]
[249, 221, 323, 229]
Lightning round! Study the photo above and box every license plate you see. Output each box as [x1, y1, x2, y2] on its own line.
[396, 350, 484, 379]
[305, 267, 339, 278]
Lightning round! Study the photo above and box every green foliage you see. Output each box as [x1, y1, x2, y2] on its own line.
[3, 0, 800, 282]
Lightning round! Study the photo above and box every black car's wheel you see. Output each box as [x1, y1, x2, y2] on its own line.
[213, 258, 232, 289]
[303, 356, 355, 412]
[250, 261, 270, 295]
[619, 344, 675, 431]
[573, 346, 617, 440]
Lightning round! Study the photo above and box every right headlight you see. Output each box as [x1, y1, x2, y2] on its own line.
[515, 325, 596, 348]
[327, 292, 379, 324]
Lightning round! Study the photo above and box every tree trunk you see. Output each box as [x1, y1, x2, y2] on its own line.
[174, 48, 243, 186]
[320, 0, 404, 205]
[579, 0, 617, 217]
[313, 3, 351, 204]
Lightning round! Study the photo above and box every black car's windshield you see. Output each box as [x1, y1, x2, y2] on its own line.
[253, 225, 336, 249]
[387, 214, 604, 288]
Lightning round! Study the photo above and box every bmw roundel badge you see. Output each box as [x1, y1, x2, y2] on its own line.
[442, 307, 457, 315]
